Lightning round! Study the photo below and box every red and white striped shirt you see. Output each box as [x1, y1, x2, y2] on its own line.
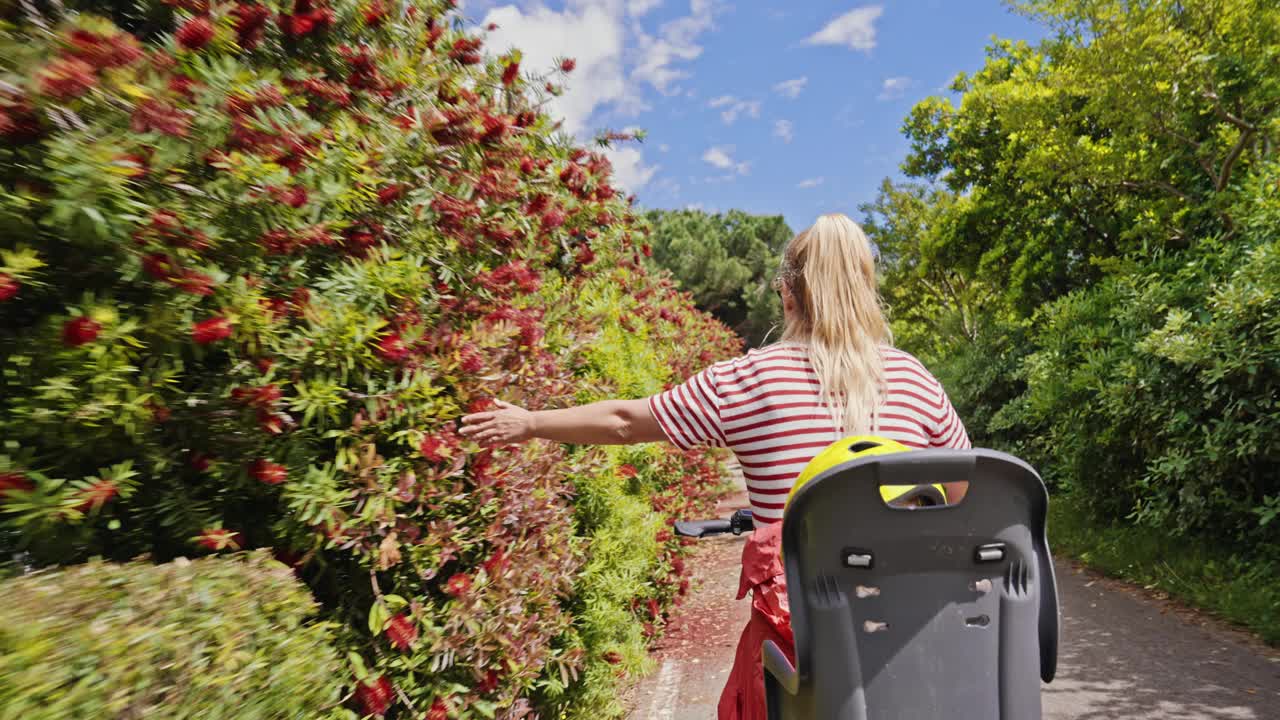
[648, 342, 970, 523]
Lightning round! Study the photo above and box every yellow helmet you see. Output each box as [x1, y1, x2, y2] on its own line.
[787, 435, 947, 508]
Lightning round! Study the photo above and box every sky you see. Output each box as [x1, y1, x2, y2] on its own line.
[464, 1, 1047, 231]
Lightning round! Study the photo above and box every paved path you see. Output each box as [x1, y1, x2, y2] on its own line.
[625, 489, 1280, 719]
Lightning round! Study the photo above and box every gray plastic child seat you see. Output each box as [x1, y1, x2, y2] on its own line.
[762, 448, 1060, 720]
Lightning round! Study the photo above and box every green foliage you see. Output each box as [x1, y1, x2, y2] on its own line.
[872, 0, 1280, 620]
[0, 2, 741, 716]
[643, 209, 792, 347]
[1049, 492, 1280, 645]
[0, 552, 345, 720]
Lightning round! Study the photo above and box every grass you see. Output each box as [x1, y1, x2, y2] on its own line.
[1047, 492, 1280, 646]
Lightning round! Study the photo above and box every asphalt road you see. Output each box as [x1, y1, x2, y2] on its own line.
[625, 505, 1280, 719]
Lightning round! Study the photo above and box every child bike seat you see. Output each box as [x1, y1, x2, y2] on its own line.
[762, 445, 1060, 720]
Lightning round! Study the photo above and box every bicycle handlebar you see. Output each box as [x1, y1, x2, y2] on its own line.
[674, 509, 755, 538]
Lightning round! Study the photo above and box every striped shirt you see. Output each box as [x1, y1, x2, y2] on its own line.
[648, 342, 970, 523]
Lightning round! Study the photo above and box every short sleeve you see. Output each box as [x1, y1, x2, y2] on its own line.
[647, 366, 726, 450]
[931, 390, 971, 449]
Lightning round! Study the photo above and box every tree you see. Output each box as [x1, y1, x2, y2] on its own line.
[643, 208, 792, 347]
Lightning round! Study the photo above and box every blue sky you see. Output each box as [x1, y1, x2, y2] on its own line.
[467, 1, 1046, 231]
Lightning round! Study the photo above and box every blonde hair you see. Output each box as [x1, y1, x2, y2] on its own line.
[779, 213, 891, 435]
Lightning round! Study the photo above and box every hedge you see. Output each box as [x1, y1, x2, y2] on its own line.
[0, 1, 740, 717]
[0, 552, 344, 720]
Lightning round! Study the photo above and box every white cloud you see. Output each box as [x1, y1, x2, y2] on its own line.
[805, 5, 883, 52]
[603, 145, 659, 191]
[772, 77, 808, 99]
[797, 177, 824, 189]
[483, 3, 635, 135]
[774, 119, 794, 144]
[658, 143, 671, 152]
[878, 75, 914, 100]
[702, 145, 750, 175]
[627, 0, 663, 16]
[630, 0, 721, 94]
[483, 1, 705, 194]
[707, 95, 761, 124]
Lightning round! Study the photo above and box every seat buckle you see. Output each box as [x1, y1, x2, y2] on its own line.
[843, 548, 874, 568]
[975, 543, 1006, 563]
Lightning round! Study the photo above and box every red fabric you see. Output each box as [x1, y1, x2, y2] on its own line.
[718, 522, 794, 720]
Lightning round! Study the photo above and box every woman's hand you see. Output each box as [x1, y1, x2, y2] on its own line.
[459, 400, 537, 447]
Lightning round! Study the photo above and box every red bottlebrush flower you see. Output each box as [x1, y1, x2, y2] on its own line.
[514, 110, 537, 128]
[280, 1, 336, 37]
[467, 398, 494, 414]
[541, 208, 566, 231]
[176, 16, 216, 50]
[131, 98, 192, 137]
[196, 528, 243, 551]
[641, 243, 652, 258]
[445, 573, 472, 597]
[150, 403, 172, 423]
[385, 613, 417, 651]
[524, 194, 550, 217]
[671, 555, 686, 575]
[75, 479, 118, 512]
[501, 61, 520, 86]
[575, 243, 596, 266]
[655, 529, 672, 543]
[38, 58, 96, 101]
[519, 156, 535, 175]
[355, 676, 394, 717]
[0, 472, 33, 499]
[647, 597, 661, 619]
[272, 184, 309, 208]
[0, 273, 19, 301]
[449, 37, 484, 65]
[394, 104, 418, 130]
[257, 409, 287, 435]
[603, 650, 624, 665]
[192, 315, 232, 344]
[477, 669, 501, 694]
[482, 549, 508, 578]
[560, 58, 577, 73]
[377, 183, 405, 205]
[67, 29, 145, 68]
[255, 357, 275, 374]
[234, 383, 282, 407]
[419, 435, 448, 463]
[426, 699, 449, 720]
[376, 332, 410, 363]
[231, 3, 273, 49]
[116, 152, 149, 178]
[479, 113, 509, 144]
[250, 458, 287, 485]
[487, 21, 499, 31]
[363, 0, 388, 26]
[175, 270, 216, 296]
[618, 464, 637, 478]
[0, 98, 42, 144]
[190, 453, 213, 473]
[62, 316, 102, 347]
[459, 344, 484, 373]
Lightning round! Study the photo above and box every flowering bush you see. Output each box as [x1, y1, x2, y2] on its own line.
[0, 552, 344, 719]
[0, 2, 739, 718]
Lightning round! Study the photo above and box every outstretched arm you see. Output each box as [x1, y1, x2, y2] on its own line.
[459, 399, 667, 447]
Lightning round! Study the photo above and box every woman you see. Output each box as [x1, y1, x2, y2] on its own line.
[460, 213, 970, 718]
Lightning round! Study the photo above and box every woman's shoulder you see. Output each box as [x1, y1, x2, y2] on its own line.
[880, 346, 943, 385]
[709, 342, 809, 375]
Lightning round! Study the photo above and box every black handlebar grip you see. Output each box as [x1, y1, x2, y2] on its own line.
[674, 519, 733, 538]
